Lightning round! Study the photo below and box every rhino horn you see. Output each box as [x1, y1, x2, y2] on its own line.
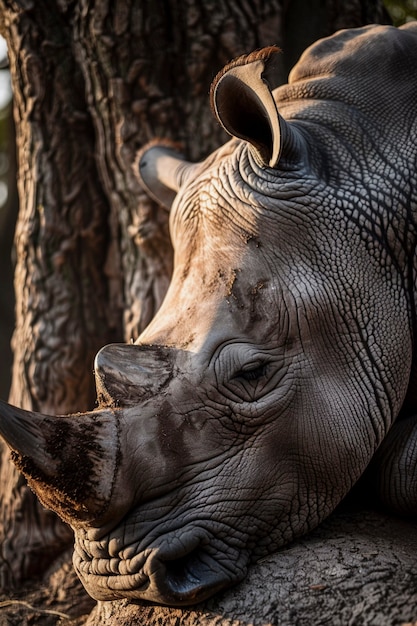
[210, 46, 300, 168]
[136, 141, 196, 210]
[0, 399, 120, 527]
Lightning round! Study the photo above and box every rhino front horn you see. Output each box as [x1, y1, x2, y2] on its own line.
[0, 399, 120, 527]
[210, 46, 301, 168]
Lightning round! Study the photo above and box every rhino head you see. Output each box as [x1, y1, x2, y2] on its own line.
[1, 24, 417, 606]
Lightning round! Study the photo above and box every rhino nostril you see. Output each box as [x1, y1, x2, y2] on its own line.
[156, 544, 236, 605]
[163, 546, 204, 594]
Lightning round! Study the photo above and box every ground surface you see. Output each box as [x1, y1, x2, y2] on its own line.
[0, 504, 416, 625]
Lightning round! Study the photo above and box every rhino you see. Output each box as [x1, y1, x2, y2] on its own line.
[0, 22, 417, 607]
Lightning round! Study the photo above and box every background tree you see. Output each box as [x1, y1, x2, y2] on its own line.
[0, 89, 15, 403]
[0, 0, 410, 624]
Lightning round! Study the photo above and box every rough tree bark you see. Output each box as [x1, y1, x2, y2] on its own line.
[0, 1, 400, 625]
[0, 3, 119, 588]
[0, 105, 16, 402]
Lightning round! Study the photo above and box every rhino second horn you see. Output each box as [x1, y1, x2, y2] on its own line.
[0, 399, 120, 527]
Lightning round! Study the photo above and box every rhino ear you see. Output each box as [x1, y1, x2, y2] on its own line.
[136, 142, 195, 210]
[210, 47, 297, 168]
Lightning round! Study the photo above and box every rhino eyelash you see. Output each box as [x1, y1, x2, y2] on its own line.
[235, 363, 267, 382]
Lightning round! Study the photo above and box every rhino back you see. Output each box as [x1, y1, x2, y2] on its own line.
[275, 24, 417, 158]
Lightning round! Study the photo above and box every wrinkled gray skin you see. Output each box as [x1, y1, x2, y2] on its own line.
[1, 23, 417, 607]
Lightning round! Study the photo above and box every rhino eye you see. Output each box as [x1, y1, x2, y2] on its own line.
[235, 362, 267, 382]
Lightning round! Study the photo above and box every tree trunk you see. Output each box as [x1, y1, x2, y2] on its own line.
[0, 105, 16, 402]
[0, 0, 394, 623]
[0, 1, 121, 587]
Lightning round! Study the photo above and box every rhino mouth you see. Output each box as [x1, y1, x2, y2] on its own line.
[74, 527, 248, 606]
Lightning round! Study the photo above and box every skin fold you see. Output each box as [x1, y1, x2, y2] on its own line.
[0, 23, 417, 606]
